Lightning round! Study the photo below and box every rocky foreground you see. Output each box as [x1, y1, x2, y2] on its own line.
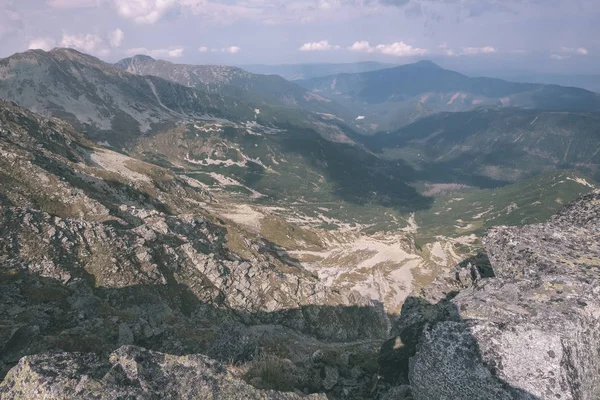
[2, 191, 599, 399]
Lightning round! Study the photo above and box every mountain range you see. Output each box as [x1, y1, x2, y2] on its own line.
[298, 60, 600, 131]
[115, 55, 352, 119]
[241, 61, 397, 81]
[0, 47, 599, 399]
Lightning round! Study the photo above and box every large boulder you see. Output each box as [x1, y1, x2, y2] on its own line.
[381, 191, 600, 400]
[0, 345, 326, 400]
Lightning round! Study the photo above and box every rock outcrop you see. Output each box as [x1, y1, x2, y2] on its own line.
[0, 345, 326, 399]
[380, 191, 600, 400]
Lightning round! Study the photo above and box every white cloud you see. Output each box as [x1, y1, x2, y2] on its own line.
[198, 46, 208, 53]
[60, 33, 110, 56]
[113, 0, 177, 24]
[299, 40, 340, 51]
[376, 42, 427, 56]
[222, 46, 241, 54]
[560, 46, 589, 55]
[349, 41, 376, 53]
[109, 28, 125, 48]
[550, 54, 568, 60]
[125, 46, 184, 58]
[28, 37, 57, 51]
[461, 46, 496, 55]
[349, 40, 427, 57]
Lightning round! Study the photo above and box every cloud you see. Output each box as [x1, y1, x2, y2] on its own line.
[198, 46, 208, 53]
[109, 28, 124, 48]
[550, 54, 568, 60]
[349, 41, 375, 53]
[560, 46, 589, 55]
[348, 40, 427, 56]
[126, 46, 185, 58]
[113, 0, 177, 24]
[222, 46, 241, 54]
[460, 46, 496, 55]
[46, 0, 99, 8]
[60, 33, 111, 56]
[376, 42, 427, 56]
[299, 40, 340, 51]
[28, 37, 57, 51]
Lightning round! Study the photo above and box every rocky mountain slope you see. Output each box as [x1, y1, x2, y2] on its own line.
[115, 55, 351, 119]
[298, 61, 600, 132]
[0, 100, 391, 398]
[380, 190, 600, 399]
[0, 48, 261, 146]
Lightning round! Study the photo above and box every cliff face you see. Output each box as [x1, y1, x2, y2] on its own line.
[381, 190, 600, 400]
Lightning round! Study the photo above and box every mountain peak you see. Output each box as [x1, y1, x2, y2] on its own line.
[411, 60, 442, 69]
[129, 54, 157, 63]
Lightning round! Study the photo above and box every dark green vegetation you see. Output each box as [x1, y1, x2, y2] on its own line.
[298, 60, 600, 132]
[358, 107, 600, 184]
[413, 170, 596, 244]
[134, 120, 433, 217]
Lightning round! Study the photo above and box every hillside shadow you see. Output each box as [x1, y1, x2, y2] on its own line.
[0, 267, 388, 377]
[272, 124, 434, 213]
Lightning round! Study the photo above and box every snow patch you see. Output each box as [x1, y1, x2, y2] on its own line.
[567, 176, 595, 188]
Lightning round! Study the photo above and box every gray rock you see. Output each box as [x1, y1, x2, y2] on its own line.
[117, 323, 134, 346]
[322, 365, 339, 390]
[0, 345, 327, 400]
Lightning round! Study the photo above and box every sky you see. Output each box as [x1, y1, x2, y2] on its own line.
[0, 0, 599, 74]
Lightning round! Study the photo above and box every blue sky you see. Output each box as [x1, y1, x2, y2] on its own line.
[1, 0, 598, 73]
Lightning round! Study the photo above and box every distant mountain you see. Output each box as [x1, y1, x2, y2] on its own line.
[494, 73, 600, 94]
[115, 55, 351, 119]
[359, 107, 600, 183]
[298, 60, 600, 132]
[240, 61, 397, 81]
[0, 49, 357, 146]
[0, 49, 261, 145]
